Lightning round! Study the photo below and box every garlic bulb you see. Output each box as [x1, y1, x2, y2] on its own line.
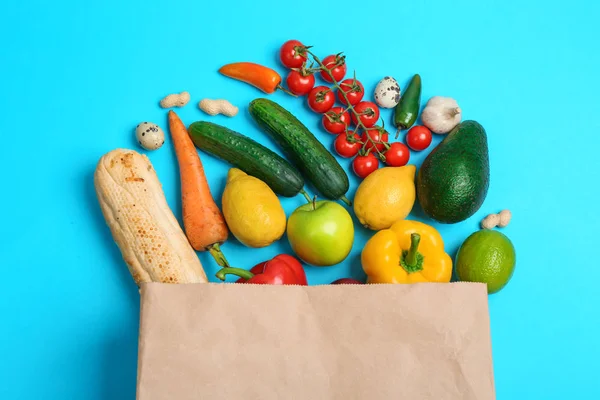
[421, 96, 462, 134]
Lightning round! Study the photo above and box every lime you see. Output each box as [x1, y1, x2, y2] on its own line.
[455, 230, 516, 294]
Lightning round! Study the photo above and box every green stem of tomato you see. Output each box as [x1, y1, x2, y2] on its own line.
[305, 49, 385, 159]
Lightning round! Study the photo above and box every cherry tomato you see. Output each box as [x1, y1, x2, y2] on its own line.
[351, 101, 380, 128]
[334, 131, 361, 158]
[322, 107, 351, 134]
[352, 153, 379, 178]
[337, 78, 364, 105]
[286, 70, 315, 96]
[406, 125, 432, 151]
[307, 86, 335, 113]
[384, 142, 411, 166]
[280, 40, 308, 68]
[361, 127, 389, 152]
[320, 54, 347, 83]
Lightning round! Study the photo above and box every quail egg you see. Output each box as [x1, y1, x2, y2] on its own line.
[135, 122, 165, 151]
[374, 76, 401, 109]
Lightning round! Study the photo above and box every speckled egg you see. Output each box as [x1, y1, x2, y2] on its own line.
[135, 122, 165, 151]
[374, 76, 401, 109]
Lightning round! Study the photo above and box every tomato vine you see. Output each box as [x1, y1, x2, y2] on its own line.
[302, 49, 390, 162]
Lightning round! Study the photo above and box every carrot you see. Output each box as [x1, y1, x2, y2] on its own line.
[167, 110, 231, 268]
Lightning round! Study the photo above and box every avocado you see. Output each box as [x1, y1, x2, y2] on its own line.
[416, 120, 490, 223]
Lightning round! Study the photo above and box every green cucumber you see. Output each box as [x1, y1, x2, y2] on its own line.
[249, 98, 351, 205]
[188, 121, 304, 197]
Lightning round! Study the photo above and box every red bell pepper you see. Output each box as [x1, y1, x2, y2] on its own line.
[215, 254, 308, 285]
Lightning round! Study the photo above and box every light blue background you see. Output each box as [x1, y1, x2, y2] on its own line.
[1, 0, 598, 398]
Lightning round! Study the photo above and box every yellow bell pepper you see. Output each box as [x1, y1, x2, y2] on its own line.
[361, 220, 452, 284]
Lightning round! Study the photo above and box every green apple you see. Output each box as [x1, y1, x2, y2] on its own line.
[287, 200, 354, 266]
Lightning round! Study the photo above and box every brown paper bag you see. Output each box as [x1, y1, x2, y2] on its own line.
[136, 282, 495, 400]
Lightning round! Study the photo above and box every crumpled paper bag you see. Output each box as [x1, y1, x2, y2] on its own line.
[136, 282, 495, 400]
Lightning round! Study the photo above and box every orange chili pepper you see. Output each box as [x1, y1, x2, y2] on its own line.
[219, 62, 283, 94]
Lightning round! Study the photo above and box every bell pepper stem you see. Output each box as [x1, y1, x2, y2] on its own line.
[400, 233, 424, 273]
[277, 84, 297, 97]
[215, 267, 255, 281]
[405, 233, 420, 266]
[207, 243, 231, 269]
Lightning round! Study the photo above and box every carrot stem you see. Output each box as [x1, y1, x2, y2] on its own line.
[207, 243, 231, 269]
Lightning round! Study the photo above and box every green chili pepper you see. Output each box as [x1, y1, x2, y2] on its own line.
[393, 74, 421, 135]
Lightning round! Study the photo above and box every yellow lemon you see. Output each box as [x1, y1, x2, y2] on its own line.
[353, 165, 416, 230]
[222, 168, 286, 248]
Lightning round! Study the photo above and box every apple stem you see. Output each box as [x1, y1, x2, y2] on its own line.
[340, 195, 352, 207]
[312, 195, 317, 210]
[300, 189, 312, 203]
